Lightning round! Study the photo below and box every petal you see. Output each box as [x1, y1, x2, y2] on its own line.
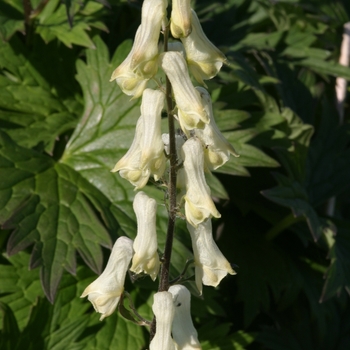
[194, 87, 239, 169]
[181, 138, 221, 227]
[159, 51, 209, 130]
[131, 0, 168, 73]
[181, 10, 227, 84]
[81, 237, 134, 320]
[170, 0, 192, 38]
[169, 285, 201, 349]
[140, 88, 167, 179]
[150, 292, 176, 350]
[130, 191, 160, 280]
[187, 220, 236, 294]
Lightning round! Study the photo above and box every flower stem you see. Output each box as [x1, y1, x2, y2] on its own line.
[150, 23, 177, 341]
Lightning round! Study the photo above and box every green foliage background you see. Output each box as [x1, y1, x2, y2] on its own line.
[1, 0, 350, 349]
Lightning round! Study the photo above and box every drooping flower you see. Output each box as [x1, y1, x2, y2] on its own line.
[110, 26, 150, 98]
[169, 285, 201, 350]
[150, 292, 176, 350]
[194, 87, 239, 170]
[159, 51, 209, 130]
[131, 0, 168, 72]
[187, 220, 236, 295]
[181, 10, 227, 86]
[139, 89, 167, 181]
[130, 191, 160, 280]
[80, 236, 134, 320]
[112, 117, 146, 188]
[110, 0, 168, 97]
[170, 0, 192, 38]
[181, 138, 221, 227]
[112, 88, 166, 189]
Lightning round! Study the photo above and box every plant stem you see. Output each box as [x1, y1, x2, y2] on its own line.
[149, 23, 177, 341]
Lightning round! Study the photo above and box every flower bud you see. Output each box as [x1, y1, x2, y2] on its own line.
[181, 10, 227, 85]
[130, 191, 160, 280]
[181, 138, 221, 227]
[170, 0, 192, 38]
[150, 292, 176, 350]
[80, 236, 134, 320]
[169, 285, 201, 350]
[187, 220, 236, 295]
[159, 51, 209, 130]
[195, 87, 239, 169]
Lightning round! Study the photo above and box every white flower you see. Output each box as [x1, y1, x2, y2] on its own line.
[181, 138, 221, 227]
[112, 89, 166, 189]
[110, 26, 150, 98]
[170, 0, 192, 38]
[130, 191, 160, 280]
[159, 51, 209, 130]
[181, 10, 227, 86]
[139, 89, 167, 181]
[80, 236, 134, 320]
[150, 292, 176, 350]
[131, 0, 168, 72]
[187, 220, 236, 295]
[110, 0, 168, 97]
[194, 87, 239, 169]
[169, 285, 201, 350]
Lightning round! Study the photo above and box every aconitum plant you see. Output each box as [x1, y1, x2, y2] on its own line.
[81, 0, 238, 347]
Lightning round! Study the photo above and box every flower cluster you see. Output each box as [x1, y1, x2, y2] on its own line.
[82, 0, 238, 348]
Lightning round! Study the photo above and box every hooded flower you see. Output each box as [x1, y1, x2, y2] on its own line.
[194, 87, 239, 169]
[110, 26, 150, 98]
[169, 285, 201, 350]
[112, 88, 166, 189]
[80, 236, 134, 320]
[139, 88, 167, 180]
[150, 292, 176, 350]
[159, 51, 209, 130]
[187, 220, 236, 295]
[181, 10, 227, 86]
[170, 0, 192, 38]
[130, 191, 160, 280]
[110, 0, 168, 97]
[181, 138, 221, 227]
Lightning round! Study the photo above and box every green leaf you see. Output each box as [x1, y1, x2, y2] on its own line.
[0, 302, 20, 350]
[217, 129, 279, 176]
[262, 173, 328, 241]
[0, 131, 111, 302]
[35, 0, 107, 48]
[320, 220, 350, 302]
[0, 35, 82, 152]
[83, 311, 146, 350]
[0, 0, 24, 40]
[205, 172, 229, 200]
[0, 252, 44, 331]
